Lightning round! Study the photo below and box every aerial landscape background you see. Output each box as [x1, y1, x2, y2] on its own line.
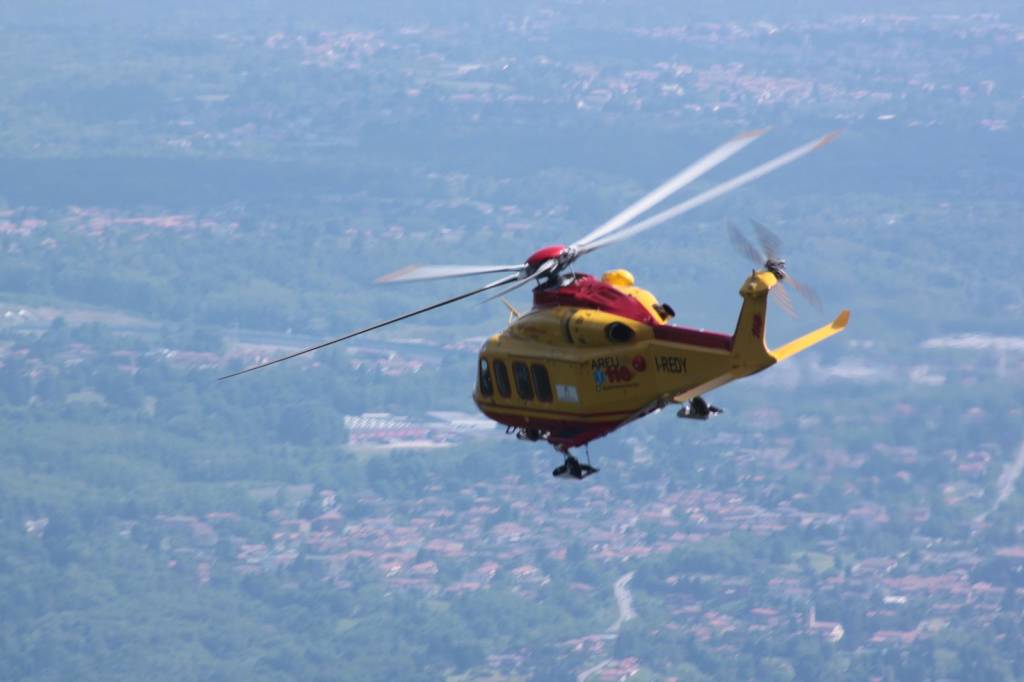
[2, 1, 1023, 680]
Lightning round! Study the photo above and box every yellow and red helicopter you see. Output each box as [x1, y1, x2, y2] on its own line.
[222, 130, 849, 479]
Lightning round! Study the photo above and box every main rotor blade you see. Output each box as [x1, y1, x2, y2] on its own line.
[218, 273, 519, 381]
[376, 263, 525, 284]
[580, 131, 842, 254]
[727, 221, 764, 266]
[572, 129, 766, 249]
[751, 220, 783, 262]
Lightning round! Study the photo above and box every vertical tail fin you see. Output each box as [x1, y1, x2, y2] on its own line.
[731, 270, 850, 372]
[731, 271, 777, 365]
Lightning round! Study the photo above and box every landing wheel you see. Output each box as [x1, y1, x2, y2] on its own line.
[552, 456, 584, 479]
[552, 450, 599, 480]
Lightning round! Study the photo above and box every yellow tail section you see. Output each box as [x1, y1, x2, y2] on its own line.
[666, 272, 848, 407]
[771, 309, 849, 361]
[731, 270, 850, 370]
[731, 271, 777, 366]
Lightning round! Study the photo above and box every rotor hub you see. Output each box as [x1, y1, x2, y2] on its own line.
[765, 258, 787, 279]
[525, 245, 568, 269]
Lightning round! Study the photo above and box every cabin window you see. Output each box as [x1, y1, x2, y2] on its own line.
[531, 364, 553, 402]
[493, 360, 511, 398]
[512, 362, 534, 400]
[478, 358, 494, 396]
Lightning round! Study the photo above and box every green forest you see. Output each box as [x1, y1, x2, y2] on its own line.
[3, 1, 1024, 680]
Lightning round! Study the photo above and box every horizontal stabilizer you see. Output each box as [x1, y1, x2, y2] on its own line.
[770, 310, 850, 363]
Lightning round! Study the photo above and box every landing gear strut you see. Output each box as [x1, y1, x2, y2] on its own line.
[515, 427, 544, 442]
[552, 445, 599, 480]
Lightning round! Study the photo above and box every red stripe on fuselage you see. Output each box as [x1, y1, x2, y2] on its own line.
[475, 402, 636, 420]
[479, 408, 624, 448]
[533, 275, 656, 325]
[652, 324, 733, 351]
[532, 274, 733, 351]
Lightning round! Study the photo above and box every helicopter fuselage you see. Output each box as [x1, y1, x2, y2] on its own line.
[473, 270, 848, 450]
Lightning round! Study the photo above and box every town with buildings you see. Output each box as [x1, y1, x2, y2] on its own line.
[8, 298, 1020, 678]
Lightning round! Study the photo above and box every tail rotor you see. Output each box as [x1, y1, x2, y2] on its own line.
[727, 220, 823, 317]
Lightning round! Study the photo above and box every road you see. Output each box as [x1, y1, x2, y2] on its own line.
[978, 437, 1024, 522]
[577, 571, 636, 682]
[610, 571, 637, 632]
